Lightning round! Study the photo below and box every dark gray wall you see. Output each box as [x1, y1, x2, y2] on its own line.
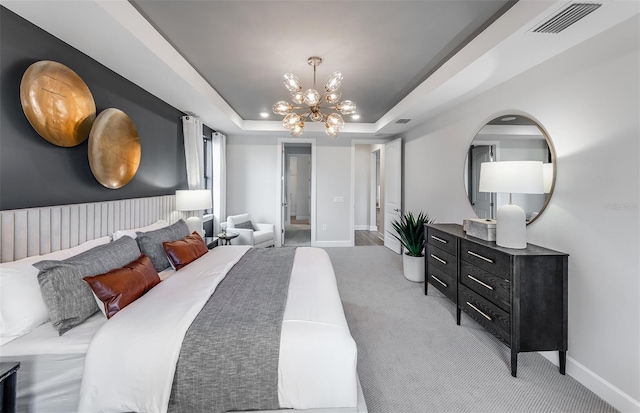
[0, 7, 189, 210]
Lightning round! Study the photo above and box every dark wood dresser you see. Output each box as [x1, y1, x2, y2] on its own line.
[425, 223, 568, 377]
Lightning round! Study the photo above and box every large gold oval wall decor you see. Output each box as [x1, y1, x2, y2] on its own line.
[20, 60, 96, 147]
[88, 108, 141, 189]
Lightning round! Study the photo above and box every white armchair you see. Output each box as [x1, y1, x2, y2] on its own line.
[224, 213, 275, 248]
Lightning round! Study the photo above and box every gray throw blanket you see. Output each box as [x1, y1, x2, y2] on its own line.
[167, 247, 296, 413]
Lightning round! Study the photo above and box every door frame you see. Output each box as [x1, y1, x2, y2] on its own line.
[276, 138, 316, 247]
[350, 139, 391, 246]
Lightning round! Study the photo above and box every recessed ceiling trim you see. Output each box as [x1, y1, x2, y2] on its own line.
[532, 3, 602, 34]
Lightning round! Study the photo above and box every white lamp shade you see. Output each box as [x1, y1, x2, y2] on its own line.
[175, 190, 212, 211]
[479, 161, 544, 195]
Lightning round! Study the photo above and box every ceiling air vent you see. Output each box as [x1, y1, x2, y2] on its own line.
[395, 119, 411, 124]
[533, 3, 601, 34]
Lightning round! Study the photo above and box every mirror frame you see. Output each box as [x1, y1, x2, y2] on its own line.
[465, 113, 557, 225]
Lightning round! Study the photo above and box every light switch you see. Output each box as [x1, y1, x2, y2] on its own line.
[333, 196, 344, 203]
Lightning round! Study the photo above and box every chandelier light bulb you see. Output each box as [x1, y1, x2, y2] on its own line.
[337, 100, 356, 115]
[283, 113, 301, 130]
[325, 72, 343, 93]
[291, 91, 304, 104]
[326, 125, 340, 139]
[326, 113, 345, 130]
[326, 91, 342, 104]
[283, 73, 302, 92]
[273, 101, 293, 115]
[311, 111, 323, 122]
[291, 122, 305, 137]
[303, 89, 320, 106]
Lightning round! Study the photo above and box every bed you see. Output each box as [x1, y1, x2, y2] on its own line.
[0, 196, 366, 413]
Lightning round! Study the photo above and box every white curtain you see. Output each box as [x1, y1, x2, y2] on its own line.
[181, 116, 204, 190]
[212, 131, 227, 234]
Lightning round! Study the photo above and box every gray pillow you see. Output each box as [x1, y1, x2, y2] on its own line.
[135, 219, 189, 272]
[35, 236, 141, 335]
[234, 220, 254, 230]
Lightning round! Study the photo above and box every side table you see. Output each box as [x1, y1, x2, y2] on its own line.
[204, 236, 219, 249]
[217, 232, 239, 245]
[0, 362, 20, 413]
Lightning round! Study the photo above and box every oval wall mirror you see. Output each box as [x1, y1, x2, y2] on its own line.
[464, 114, 556, 225]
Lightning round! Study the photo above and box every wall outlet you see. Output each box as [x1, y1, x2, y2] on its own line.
[322, 224, 327, 231]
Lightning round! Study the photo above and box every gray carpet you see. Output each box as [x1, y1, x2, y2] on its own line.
[325, 246, 617, 413]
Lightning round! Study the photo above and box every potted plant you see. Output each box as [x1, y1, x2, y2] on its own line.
[390, 211, 434, 282]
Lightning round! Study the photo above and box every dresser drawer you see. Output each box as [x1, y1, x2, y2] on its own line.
[427, 244, 456, 277]
[460, 260, 510, 312]
[427, 265, 456, 302]
[426, 227, 457, 255]
[460, 239, 510, 278]
[459, 284, 510, 344]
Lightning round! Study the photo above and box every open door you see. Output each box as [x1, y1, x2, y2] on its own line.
[281, 144, 287, 245]
[384, 138, 402, 254]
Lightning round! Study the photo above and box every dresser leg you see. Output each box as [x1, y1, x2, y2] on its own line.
[425, 280, 429, 295]
[559, 351, 566, 375]
[456, 307, 461, 325]
[511, 351, 518, 377]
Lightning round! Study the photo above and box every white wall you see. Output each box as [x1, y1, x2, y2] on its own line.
[227, 136, 359, 247]
[225, 136, 278, 224]
[402, 17, 639, 411]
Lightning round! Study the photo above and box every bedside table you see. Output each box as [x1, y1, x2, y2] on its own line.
[204, 236, 219, 249]
[0, 361, 20, 413]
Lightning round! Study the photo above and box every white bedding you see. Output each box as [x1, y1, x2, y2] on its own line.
[1, 246, 358, 413]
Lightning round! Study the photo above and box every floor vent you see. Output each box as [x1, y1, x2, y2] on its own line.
[533, 3, 601, 34]
[395, 118, 411, 124]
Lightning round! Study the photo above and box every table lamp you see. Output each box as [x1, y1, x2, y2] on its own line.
[175, 189, 212, 237]
[479, 161, 544, 249]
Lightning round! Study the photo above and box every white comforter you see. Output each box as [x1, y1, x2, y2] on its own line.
[78, 246, 357, 413]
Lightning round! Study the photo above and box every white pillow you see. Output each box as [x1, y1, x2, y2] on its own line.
[112, 220, 169, 241]
[0, 236, 111, 345]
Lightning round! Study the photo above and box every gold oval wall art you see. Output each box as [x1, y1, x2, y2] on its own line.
[20, 60, 96, 147]
[88, 108, 141, 189]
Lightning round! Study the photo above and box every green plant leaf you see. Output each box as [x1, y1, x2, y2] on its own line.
[389, 211, 434, 257]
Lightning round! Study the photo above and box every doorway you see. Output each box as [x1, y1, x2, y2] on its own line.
[353, 143, 385, 246]
[283, 143, 312, 247]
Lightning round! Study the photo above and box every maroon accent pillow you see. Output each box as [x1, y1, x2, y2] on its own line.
[83, 254, 160, 319]
[163, 232, 208, 270]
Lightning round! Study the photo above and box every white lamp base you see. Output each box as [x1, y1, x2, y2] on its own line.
[496, 204, 527, 249]
[185, 216, 205, 238]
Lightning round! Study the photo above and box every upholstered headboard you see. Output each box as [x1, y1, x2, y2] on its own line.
[0, 195, 193, 263]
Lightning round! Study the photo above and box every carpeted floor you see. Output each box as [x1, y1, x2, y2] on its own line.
[324, 246, 617, 413]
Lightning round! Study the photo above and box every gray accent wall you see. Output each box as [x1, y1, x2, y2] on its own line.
[0, 7, 188, 210]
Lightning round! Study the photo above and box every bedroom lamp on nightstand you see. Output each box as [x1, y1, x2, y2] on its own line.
[175, 189, 212, 237]
[479, 161, 544, 249]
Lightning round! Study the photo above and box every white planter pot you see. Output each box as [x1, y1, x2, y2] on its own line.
[402, 253, 425, 282]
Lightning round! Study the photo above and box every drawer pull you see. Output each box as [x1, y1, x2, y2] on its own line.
[431, 275, 448, 288]
[466, 301, 492, 321]
[467, 275, 494, 290]
[467, 250, 494, 263]
[430, 254, 447, 265]
[430, 235, 448, 244]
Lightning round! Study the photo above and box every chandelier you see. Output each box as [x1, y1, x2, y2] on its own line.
[273, 56, 356, 139]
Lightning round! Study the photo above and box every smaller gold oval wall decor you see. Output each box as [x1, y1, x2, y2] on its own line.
[20, 60, 96, 147]
[89, 108, 141, 189]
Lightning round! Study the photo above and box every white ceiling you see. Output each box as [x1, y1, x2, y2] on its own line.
[2, 0, 638, 139]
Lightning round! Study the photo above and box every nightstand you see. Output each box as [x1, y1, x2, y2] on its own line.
[204, 236, 219, 249]
[0, 362, 20, 413]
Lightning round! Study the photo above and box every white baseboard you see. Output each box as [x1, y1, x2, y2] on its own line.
[295, 215, 309, 220]
[354, 225, 369, 230]
[539, 352, 640, 412]
[369, 225, 378, 231]
[314, 240, 352, 247]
